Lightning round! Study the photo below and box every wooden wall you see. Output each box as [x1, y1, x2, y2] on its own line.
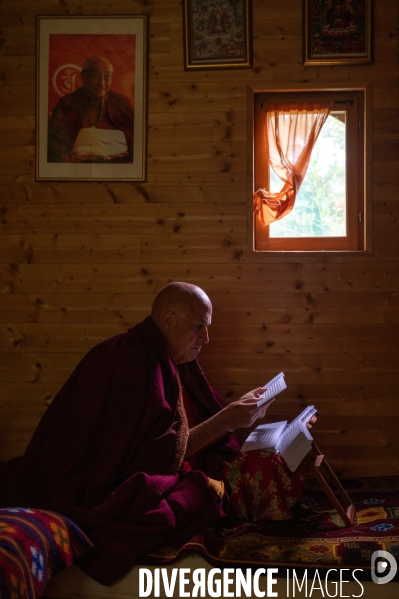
[0, 0, 398, 477]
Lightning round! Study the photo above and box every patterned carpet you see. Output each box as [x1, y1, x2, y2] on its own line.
[146, 476, 399, 578]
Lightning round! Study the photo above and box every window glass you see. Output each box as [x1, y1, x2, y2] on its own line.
[270, 112, 346, 238]
[253, 90, 366, 252]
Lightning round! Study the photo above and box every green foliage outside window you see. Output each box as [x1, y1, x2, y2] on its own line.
[270, 113, 346, 238]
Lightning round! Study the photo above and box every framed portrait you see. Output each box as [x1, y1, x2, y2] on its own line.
[183, 0, 252, 70]
[303, 0, 373, 66]
[36, 15, 148, 181]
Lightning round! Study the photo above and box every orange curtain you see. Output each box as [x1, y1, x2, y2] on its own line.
[254, 101, 333, 226]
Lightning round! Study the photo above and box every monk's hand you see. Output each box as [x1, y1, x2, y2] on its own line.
[221, 388, 275, 432]
[186, 388, 274, 456]
[207, 478, 225, 499]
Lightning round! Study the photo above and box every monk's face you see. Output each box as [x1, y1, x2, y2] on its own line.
[81, 59, 113, 100]
[167, 303, 212, 364]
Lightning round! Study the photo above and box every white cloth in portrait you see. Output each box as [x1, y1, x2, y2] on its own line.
[71, 128, 128, 161]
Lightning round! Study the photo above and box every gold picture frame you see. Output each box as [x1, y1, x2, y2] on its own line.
[36, 15, 148, 181]
[303, 0, 373, 66]
[183, 0, 252, 70]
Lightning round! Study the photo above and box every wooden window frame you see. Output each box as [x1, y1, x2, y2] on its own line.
[247, 84, 372, 256]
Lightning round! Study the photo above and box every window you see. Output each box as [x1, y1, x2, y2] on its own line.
[252, 89, 369, 252]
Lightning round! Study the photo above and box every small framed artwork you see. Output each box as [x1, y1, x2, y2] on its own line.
[183, 0, 252, 70]
[36, 15, 148, 181]
[303, 0, 373, 66]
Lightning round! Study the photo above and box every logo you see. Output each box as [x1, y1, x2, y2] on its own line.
[53, 64, 82, 97]
[371, 550, 397, 584]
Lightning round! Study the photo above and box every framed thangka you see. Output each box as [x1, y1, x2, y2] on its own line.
[303, 0, 373, 65]
[183, 0, 252, 70]
[36, 15, 148, 181]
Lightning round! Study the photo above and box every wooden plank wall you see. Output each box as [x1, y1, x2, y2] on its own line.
[0, 0, 398, 477]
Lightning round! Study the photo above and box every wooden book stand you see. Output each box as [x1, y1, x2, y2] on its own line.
[306, 441, 356, 527]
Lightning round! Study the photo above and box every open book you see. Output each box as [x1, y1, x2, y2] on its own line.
[241, 404, 318, 472]
[256, 372, 287, 407]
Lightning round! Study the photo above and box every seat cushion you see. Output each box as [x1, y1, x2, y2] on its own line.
[0, 507, 93, 599]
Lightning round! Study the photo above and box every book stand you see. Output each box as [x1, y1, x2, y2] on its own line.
[306, 442, 356, 527]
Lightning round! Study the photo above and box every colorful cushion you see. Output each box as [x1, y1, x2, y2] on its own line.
[0, 508, 93, 599]
[224, 449, 306, 521]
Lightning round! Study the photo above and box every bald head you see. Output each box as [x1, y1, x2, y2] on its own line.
[151, 282, 212, 364]
[82, 56, 113, 74]
[151, 282, 211, 321]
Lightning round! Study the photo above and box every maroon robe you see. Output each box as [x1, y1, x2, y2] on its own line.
[0, 317, 240, 584]
[47, 87, 134, 163]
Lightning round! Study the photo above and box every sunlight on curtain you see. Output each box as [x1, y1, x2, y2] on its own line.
[254, 101, 333, 226]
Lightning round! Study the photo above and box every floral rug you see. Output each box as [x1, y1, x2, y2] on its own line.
[146, 476, 399, 578]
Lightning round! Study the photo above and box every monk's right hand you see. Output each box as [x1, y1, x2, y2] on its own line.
[220, 388, 275, 432]
[186, 388, 275, 456]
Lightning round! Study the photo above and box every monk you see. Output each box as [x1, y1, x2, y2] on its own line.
[47, 56, 134, 163]
[0, 282, 304, 585]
